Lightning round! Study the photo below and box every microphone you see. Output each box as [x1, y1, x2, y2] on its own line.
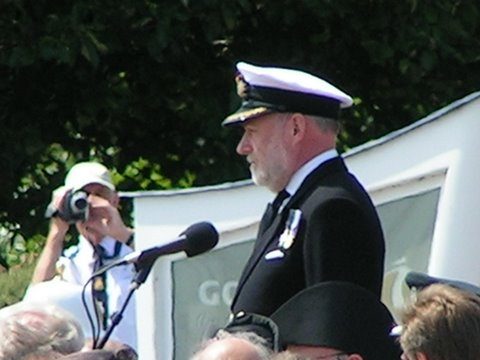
[90, 222, 218, 348]
[96, 221, 219, 273]
[133, 221, 218, 286]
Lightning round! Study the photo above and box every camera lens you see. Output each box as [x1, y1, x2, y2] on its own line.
[71, 193, 88, 211]
[63, 190, 89, 223]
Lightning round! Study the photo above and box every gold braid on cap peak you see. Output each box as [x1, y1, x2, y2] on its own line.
[235, 74, 250, 99]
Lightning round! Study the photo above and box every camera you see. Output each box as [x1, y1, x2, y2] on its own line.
[45, 189, 89, 224]
[59, 190, 89, 223]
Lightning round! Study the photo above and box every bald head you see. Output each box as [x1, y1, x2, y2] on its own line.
[191, 331, 272, 360]
[196, 337, 262, 360]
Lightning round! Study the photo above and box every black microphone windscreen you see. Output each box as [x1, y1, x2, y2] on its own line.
[182, 221, 219, 257]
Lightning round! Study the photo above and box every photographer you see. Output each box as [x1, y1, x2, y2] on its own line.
[30, 162, 137, 351]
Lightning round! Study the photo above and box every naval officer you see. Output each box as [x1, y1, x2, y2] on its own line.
[223, 61, 385, 316]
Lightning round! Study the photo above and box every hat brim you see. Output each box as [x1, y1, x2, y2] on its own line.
[222, 105, 274, 127]
[405, 271, 480, 296]
[60, 350, 116, 359]
[223, 312, 282, 352]
[69, 178, 115, 192]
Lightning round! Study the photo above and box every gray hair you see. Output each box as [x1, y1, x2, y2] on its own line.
[191, 329, 273, 360]
[305, 114, 341, 135]
[0, 302, 85, 360]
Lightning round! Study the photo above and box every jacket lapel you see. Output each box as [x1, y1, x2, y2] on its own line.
[232, 208, 289, 304]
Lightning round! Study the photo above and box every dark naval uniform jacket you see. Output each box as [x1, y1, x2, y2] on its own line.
[230, 156, 385, 316]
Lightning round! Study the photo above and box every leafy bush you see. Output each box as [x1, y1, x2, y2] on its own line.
[0, 260, 36, 309]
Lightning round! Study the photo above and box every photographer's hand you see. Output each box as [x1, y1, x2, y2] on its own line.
[31, 188, 70, 283]
[82, 194, 133, 246]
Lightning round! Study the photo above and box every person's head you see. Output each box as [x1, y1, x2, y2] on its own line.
[64, 162, 119, 243]
[222, 62, 353, 192]
[64, 161, 117, 205]
[191, 329, 273, 360]
[400, 283, 480, 360]
[0, 302, 85, 360]
[23, 281, 95, 340]
[270, 281, 400, 360]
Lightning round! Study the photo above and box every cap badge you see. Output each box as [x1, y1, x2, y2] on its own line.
[235, 74, 250, 99]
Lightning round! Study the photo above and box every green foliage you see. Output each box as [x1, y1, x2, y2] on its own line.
[0, 0, 479, 275]
[0, 261, 36, 308]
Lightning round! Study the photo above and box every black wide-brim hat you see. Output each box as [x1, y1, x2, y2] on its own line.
[222, 62, 353, 126]
[270, 281, 401, 360]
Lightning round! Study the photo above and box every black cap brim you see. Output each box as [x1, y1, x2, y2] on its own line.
[222, 312, 282, 352]
[60, 350, 116, 360]
[405, 271, 480, 296]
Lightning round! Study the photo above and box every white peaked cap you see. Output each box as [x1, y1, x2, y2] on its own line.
[223, 61, 353, 126]
[237, 62, 353, 108]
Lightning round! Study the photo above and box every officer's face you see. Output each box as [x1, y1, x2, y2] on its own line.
[236, 113, 291, 192]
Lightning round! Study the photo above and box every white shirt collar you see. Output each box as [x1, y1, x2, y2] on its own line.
[78, 235, 118, 257]
[285, 149, 339, 196]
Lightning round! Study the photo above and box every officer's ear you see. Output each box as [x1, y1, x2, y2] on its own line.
[288, 113, 307, 141]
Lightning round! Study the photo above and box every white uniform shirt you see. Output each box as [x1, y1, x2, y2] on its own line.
[58, 235, 138, 350]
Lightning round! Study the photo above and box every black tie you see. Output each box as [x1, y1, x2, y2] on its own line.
[259, 190, 290, 234]
[92, 245, 109, 330]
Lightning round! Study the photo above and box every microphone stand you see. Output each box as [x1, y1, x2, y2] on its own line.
[95, 260, 155, 349]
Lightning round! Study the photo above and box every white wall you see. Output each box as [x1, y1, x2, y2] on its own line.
[345, 92, 480, 282]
